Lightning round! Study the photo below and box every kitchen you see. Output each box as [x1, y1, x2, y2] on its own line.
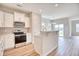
[0, 4, 58, 56]
[0, 5, 32, 55]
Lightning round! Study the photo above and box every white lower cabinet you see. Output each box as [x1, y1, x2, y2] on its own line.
[0, 36, 4, 56]
[26, 33, 32, 43]
[4, 34, 15, 50]
[0, 42, 3, 56]
[0, 51, 3, 56]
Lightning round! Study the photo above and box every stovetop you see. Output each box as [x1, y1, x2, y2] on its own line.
[14, 32, 24, 34]
[14, 32, 26, 36]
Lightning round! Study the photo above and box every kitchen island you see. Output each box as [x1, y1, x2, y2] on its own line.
[33, 31, 58, 55]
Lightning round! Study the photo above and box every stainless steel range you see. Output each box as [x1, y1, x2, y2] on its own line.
[13, 22, 26, 47]
[14, 32, 26, 44]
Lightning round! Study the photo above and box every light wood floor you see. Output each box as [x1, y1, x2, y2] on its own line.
[4, 36, 79, 56]
[4, 44, 39, 56]
[48, 37, 79, 56]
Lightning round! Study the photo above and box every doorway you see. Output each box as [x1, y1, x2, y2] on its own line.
[54, 24, 64, 38]
[59, 24, 64, 37]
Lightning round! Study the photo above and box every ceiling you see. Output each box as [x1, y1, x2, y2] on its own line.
[1, 3, 79, 20]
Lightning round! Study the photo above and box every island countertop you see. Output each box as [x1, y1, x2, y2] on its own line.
[40, 30, 59, 32]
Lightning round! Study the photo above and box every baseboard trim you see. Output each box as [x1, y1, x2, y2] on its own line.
[41, 46, 58, 56]
[4, 42, 32, 51]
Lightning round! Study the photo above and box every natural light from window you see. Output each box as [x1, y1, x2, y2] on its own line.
[76, 24, 79, 32]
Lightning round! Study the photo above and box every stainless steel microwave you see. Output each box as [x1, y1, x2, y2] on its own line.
[14, 22, 25, 28]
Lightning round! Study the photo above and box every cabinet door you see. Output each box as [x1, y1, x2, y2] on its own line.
[25, 16, 30, 28]
[0, 36, 4, 56]
[14, 12, 25, 22]
[0, 11, 4, 27]
[4, 12, 14, 27]
[27, 33, 32, 43]
[20, 13, 25, 22]
[4, 34, 15, 50]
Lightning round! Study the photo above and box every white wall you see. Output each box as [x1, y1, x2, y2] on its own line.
[31, 12, 41, 36]
[31, 12, 41, 54]
[68, 15, 79, 36]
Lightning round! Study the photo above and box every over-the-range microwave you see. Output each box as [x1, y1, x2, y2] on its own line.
[14, 22, 25, 28]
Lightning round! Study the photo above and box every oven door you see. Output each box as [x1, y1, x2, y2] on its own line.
[15, 35, 26, 44]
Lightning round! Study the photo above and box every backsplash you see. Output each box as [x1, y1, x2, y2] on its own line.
[0, 27, 27, 35]
[0, 27, 14, 35]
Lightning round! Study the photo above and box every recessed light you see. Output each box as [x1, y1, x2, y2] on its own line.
[16, 3, 24, 7]
[39, 9, 42, 13]
[54, 4, 59, 7]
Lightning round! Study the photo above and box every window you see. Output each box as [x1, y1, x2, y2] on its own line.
[54, 24, 59, 30]
[76, 24, 79, 32]
[41, 22, 52, 31]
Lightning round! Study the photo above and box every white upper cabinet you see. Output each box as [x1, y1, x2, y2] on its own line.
[14, 12, 25, 22]
[25, 16, 30, 28]
[0, 11, 4, 27]
[0, 11, 14, 27]
[4, 12, 14, 27]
